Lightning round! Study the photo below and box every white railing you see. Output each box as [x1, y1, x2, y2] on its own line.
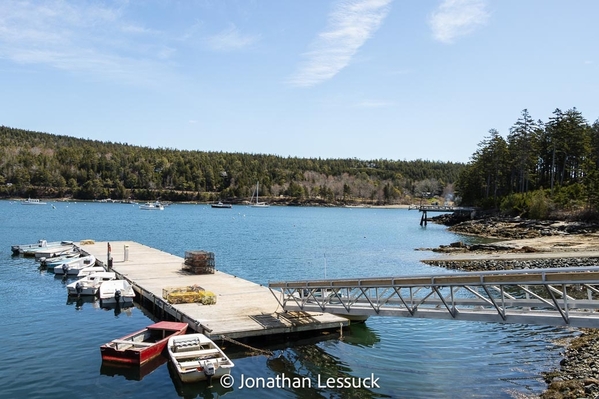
[269, 267, 599, 328]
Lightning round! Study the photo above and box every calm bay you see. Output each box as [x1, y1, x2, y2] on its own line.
[0, 200, 573, 398]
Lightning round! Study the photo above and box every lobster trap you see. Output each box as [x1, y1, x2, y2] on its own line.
[182, 250, 215, 274]
[162, 284, 217, 305]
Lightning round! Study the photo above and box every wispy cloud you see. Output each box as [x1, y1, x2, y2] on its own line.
[429, 0, 490, 44]
[289, 0, 392, 87]
[355, 100, 395, 108]
[0, 1, 176, 87]
[203, 24, 260, 52]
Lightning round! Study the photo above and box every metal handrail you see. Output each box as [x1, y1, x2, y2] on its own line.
[268, 266, 599, 328]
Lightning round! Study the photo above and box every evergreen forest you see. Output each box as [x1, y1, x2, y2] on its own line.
[457, 108, 599, 219]
[0, 126, 463, 205]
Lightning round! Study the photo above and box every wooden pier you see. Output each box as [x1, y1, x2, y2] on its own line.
[79, 241, 348, 340]
[408, 204, 476, 226]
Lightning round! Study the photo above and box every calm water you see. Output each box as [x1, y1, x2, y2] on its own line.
[0, 201, 574, 399]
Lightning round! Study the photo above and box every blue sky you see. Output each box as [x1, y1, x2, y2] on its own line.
[1, 0, 597, 163]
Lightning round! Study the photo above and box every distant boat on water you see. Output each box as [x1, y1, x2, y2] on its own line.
[139, 201, 164, 210]
[211, 202, 232, 209]
[21, 198, 46, 205]
[250, 182, 269, 208]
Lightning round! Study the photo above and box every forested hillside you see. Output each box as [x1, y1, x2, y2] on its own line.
[0, 126, 463, 204]
[457, 108, 599, 218]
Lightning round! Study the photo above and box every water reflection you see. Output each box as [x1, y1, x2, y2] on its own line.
[167, 360, 234, 399]
[100, 301, 135, 317]
[339, 323, 380, 348]
[100, 355, 168, 381]
[266, 342, 390, 399]
[65, 295, 99, 310]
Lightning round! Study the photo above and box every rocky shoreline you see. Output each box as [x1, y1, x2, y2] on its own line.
[427, 216, 599, 399]
[423, 256, 599, 272]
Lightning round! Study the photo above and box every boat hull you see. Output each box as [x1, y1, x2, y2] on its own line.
[67, 285, 98, 296]
[14, 240, 72, 256]
[53, 255, 96, 275]
[98, 280, 136, 305]
[21, 198, 46, 205]
[211, 202, 232, 209]
[101, 322, 188, 365]
[178, 365, 231, 383]
[66, 271, 115, 296]
[139, 201, 164, 210]
[168, 333, 235, 384]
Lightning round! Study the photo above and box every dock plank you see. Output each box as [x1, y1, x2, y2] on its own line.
[79, 241, 348, 339]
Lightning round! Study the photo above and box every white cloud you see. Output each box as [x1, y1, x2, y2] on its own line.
[429, 0, 490, 44]
[289, 0, 392, 87]
[0, 1, 176, 87]
[203, 24, 260, 52]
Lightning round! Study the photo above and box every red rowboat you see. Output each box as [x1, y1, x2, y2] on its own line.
[100, 321, 188, 365]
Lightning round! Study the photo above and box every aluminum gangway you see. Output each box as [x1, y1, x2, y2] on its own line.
[268, 266, 599, 328]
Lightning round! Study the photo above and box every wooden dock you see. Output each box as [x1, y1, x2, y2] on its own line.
[79, 241, 348, 340]
[408, 204, 477, 226]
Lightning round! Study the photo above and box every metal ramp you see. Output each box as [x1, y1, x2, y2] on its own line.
[269, 266, 599, 328]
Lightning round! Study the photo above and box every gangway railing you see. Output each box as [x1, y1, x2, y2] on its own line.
[268, 267, 599, 328]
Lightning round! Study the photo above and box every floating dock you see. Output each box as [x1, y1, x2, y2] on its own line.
[79, 241, 348, 340]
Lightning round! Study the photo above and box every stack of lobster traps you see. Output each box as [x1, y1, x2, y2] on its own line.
[182, 250, 215, 274]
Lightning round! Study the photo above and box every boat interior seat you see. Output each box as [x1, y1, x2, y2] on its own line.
[173, 338, 201, 352]
[173, 348, 220, 359]
[178, 357, 224, 370]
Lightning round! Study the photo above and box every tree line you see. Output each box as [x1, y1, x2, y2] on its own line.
[457, 108, 599, 218]
[0, 126, 463, 204]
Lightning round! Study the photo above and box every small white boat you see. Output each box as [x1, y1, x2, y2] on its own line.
[99, 280, 135, 305]
[12, 239, 72, 256]
[53, 255, 97, 275]
[67, 271, 116, 296]
[77, 266, 106, 277]
[42, 253, 82, 270]
[35, 250, 81, 267]
[33, 244, 77, 259]
[139, 201, 164, 210]
[21, 198, 47, 205]
[167, 333, 234, 384]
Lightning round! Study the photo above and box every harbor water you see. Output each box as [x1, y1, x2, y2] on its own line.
[0, 201, 574, 399]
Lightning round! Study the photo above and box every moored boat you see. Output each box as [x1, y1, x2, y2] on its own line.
[250, 181, 269, 207]
[66, 271, 116, 296]
[167, 333, 234, 384]
[100, 321, 188, 365]
[99, 279, 136, 305]
[43, 253, 82, 271]
[12, 239, 72, 256]
[76, 266, 106, 277]
[139, 201, 164, 210]
[33, 244, 77, 259]
[211, 202, 232, 209]
[52, 255, 96, 275]
[39, 251, 80, 267]
[21, 198, 47, 205]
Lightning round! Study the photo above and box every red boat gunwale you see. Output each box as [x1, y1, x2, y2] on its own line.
[100, 321, 188, 366]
